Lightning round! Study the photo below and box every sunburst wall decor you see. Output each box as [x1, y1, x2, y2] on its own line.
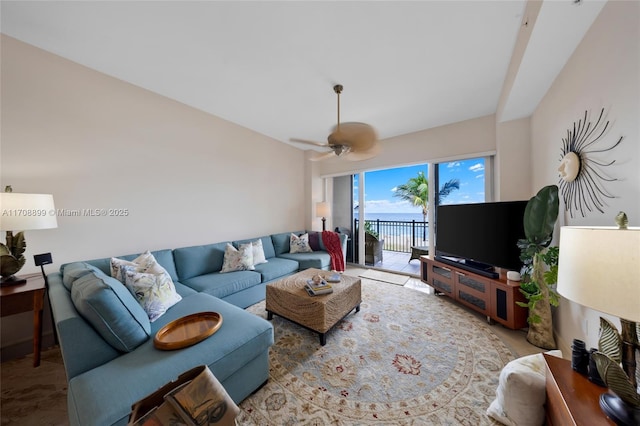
[557, 108, 623, 218]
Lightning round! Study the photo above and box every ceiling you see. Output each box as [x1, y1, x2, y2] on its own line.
[1, 1, 607, 150]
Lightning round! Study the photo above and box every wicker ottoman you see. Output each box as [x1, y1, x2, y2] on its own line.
[266, 268, 361, 345]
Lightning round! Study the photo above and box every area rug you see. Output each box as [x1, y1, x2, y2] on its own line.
[239, 280, 514, 425]
[358, 269, 410, 286]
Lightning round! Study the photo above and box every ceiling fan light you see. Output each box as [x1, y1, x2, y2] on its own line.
[334, 145, 351, 156]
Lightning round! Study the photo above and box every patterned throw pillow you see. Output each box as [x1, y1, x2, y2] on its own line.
[123, 270, 182, 322]
[251, 239, 268, 265]
[110, 251, 167, 284]
[110, 251, 181, 321]
[290, 233, 313, 253]
[221, 243, 255, 273]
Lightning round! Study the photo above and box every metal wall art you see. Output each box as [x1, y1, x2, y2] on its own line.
[558, 108, 623, 217]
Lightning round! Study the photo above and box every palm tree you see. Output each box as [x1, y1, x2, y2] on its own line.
[393, 171, 460, 240]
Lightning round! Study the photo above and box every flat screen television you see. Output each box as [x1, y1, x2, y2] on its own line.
[435, 201, 527, 278]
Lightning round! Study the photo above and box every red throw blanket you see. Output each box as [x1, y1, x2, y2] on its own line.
[321, 230, 345, 272]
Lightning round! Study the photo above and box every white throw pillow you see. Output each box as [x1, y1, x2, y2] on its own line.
[220, 243, 255, 273]
[251, 239, 268, 265]
[486, 350, 562, 426]
[290, 233, 313, 254]
[124, 270, 182, 322]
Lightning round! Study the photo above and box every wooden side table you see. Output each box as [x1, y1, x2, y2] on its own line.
[1, 274, 46, 367]
[544, 353, 615, 425]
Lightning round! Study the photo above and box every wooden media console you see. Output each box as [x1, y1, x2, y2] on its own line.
[420, 256, 528, 330]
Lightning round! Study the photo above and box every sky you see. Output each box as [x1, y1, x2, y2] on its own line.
[354, 158, 486, 214]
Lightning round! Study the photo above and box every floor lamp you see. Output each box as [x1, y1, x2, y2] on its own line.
[557, 225, 640, 425]
[0, 188, 57, 286]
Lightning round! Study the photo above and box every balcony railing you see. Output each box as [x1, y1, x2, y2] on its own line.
[353, 218, 429, 253]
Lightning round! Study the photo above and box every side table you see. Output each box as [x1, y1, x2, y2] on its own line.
[544, 353, 615, 425]
[409, 246, 429, 263]
[1, 274, 46, 367]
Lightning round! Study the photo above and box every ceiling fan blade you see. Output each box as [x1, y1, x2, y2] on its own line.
[289, 138, 329, 148]
[309, 151, 337, 162]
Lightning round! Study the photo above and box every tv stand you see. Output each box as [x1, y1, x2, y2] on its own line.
[434, 255, 499, 279]
[421, 256, 528, 329]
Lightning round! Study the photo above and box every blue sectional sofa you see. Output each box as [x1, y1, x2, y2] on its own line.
[48, 230, 347, 426]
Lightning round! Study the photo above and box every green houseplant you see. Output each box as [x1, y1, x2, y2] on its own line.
[516, 185, 560, 349]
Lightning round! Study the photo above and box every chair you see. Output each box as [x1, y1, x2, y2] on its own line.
[365, 232, 384, 265]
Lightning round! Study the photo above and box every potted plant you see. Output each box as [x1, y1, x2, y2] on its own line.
[364, 221, 384, 265]
[516, 185, 560, 349]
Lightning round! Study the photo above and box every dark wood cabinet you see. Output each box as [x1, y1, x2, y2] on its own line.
[420, 256, 528, 330]
[544, 354, 614, 425]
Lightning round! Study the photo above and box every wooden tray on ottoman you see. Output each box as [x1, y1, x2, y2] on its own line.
[266, 268, 361, 345]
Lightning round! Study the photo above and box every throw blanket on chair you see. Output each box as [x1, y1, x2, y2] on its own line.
[321, 231, 345, 272]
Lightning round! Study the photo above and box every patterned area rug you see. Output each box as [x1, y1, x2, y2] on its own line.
[239, 280, 514, 425]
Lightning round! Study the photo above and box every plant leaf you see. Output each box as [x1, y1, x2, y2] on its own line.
[523, 185, 559, 246]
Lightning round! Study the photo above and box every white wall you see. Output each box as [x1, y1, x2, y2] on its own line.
[0, 36, 306, 352]
[530, 1, 640, 354]
[495, 117, 532, 202]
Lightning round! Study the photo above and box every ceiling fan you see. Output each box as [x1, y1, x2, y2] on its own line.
[291, 84, 379, 161]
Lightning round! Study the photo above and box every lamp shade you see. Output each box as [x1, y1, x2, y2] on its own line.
[316, 202, 330, 218]
[557, 226, 640, 322]
[0, 193, 58, 231]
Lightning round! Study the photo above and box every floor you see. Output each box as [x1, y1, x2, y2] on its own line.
[359, 249, 423, 276]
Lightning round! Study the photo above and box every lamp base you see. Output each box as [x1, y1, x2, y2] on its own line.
[600, 392, 640, 426]
[0, 275, 27, 287]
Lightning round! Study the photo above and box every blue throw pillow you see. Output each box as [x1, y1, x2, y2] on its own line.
[61, 262, 104, 291]
[71, 272, 151, 352]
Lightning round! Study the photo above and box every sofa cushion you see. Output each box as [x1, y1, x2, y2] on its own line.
[278, 251, 331, 270]
[220, 243, 255, 273]
[271, 231, 304, 256]
[182, 270, 262, 299]
[253, 257, 299, 282]
[61, 262, 104, 291]
[173, 242, 229, 280]
[71, 272, 151, 352]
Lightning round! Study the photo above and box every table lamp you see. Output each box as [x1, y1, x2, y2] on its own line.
[0, 187, 57, 286]
[557, 223, 640, 425]
[316, 202, 329, 231]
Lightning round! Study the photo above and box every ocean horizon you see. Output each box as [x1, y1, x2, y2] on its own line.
[354, 212, 427, 222]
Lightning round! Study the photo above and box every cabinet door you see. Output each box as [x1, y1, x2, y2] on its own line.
[454, 271, 490, 316]
[490, 281, 528, 329]
[426, 262, 454, 297]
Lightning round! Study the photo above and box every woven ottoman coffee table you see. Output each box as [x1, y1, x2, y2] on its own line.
[266, 268, 361, 345]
